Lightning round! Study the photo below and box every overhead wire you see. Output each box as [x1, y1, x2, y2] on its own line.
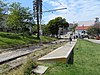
[42, 0, 67, 22]
[42, 4, 54, 13]
[42, 0, 67, 13]
[51, 0, 67, 8]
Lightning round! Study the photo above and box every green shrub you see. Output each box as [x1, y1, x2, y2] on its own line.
[22, 58, 37, 75]
[2, 64, 10, 69]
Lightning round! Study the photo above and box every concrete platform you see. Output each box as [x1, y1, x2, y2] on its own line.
[38, 39, 77, 63]
[32, 66, 48, 75]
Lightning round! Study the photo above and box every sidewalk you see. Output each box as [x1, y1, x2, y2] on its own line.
[85, 38, 100, 44]
[38, 39, 77, 63]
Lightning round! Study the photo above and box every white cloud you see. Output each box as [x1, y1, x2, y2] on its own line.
[43, 0, 100, 23]
[7, 0, 100, 24]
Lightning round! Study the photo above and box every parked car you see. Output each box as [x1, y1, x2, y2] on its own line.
[95, 36, 100, 40]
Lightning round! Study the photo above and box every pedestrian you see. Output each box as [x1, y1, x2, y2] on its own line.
[69, 36, 72, 44]
[73, 35, 76, 39]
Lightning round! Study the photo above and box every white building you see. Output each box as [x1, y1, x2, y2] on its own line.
[75, 20, 95, 37]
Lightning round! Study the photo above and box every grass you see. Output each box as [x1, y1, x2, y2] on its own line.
[0, 32, 57, 49]
[1, 39, 100, 75]
[44, 39, 100, 75]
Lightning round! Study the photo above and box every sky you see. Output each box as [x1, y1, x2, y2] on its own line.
[6, 0, 100, 24]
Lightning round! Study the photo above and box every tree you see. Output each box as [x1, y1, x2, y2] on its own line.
[42, 24, 50, 36]
[7, 2, 21, 29]
[87, 25, 100, 36]
[7, 2, 33, 37]
[71, 23, 78, 33]
[47, 17, 69, 37]
[0, 0, 8, 28]
[32, 24, 37, 34]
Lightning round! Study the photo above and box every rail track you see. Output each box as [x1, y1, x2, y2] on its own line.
[0, 39, 67, 74]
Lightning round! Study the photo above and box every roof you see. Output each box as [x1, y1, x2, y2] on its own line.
[76, 26, 90, 30]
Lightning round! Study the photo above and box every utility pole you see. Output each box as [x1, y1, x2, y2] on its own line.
[33, 0, 42, 40]
[33, 0, 66, 41]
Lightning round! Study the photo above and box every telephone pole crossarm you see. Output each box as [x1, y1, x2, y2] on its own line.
[43, 8, 67, 13]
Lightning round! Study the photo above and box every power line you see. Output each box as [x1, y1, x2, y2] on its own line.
[55, 1, 66, 7]
[42, 0, 67, 14]
[43, 4, 49, 11]
[43, 4, 53, 13]
[51, 0, 66, 8]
